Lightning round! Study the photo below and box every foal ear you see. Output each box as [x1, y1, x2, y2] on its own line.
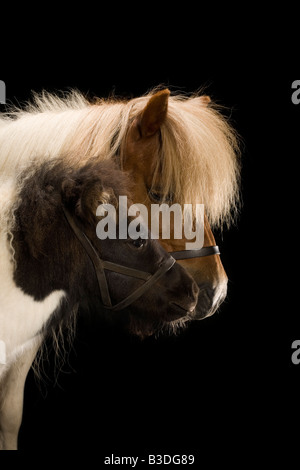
[80, 182, 118, 223]
[138, 89, 170, 137]
[62, 177, 117, 224]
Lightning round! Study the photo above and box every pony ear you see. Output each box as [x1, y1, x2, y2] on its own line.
[61, 178, 82, 208]
[62, 177, 117, 224]
[199, 95, 211, 105]
[138, 89, 170, 137]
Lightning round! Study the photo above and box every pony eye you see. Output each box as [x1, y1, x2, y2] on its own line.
[131, 238, 145, 248]
[148, 189, 173, 203]
[149, 190, 161, 202]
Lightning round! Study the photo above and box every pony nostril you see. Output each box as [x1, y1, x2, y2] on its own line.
[194, 282, 227, 320]
[192, 281, 199, 299]
[198, 283, 213, 295]
[187, 300, 197, 313]
[185, 281, 199, 304]
[200, 287, 215, 307]
[169, 300, 197, 316]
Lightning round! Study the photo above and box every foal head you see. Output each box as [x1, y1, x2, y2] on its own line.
[12, 159, 199, 337]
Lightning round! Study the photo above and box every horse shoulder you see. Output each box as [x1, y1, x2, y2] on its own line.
[0, 230, 65, 369]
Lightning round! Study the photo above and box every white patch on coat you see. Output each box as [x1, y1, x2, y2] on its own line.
[0, 195, 66, 371]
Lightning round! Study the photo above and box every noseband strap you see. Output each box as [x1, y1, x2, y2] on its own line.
[171, 245, 220, 260]
[62, 206, 175, 311]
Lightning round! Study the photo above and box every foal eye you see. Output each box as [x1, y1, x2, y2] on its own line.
[131, 238, 145, 248]
[148, 189, 173, 203]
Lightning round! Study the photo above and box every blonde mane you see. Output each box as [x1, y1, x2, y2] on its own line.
[0, 87, 240, 228]
[158, 94, 241, 228]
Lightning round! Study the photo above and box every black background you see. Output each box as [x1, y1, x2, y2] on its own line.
[1, 10, 299, 465]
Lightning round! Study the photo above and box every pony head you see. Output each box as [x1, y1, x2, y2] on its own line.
[11, 159, 199, 338]
[118, 89, 241, 319]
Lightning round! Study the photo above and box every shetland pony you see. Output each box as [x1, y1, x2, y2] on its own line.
[0, 87, 240, 319]
[0, 86, 241, 450]
[0, 158, 198, 450]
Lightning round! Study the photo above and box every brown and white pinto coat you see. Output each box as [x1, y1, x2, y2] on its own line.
[0, 158, 199, 449]
[0, 87, 240, 449]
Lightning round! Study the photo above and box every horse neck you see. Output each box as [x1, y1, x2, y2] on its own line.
[0, 106, 92, 178]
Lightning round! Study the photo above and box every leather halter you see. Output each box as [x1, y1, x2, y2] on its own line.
[170, 245, 220, 260]
[62, 206, 175, 311]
